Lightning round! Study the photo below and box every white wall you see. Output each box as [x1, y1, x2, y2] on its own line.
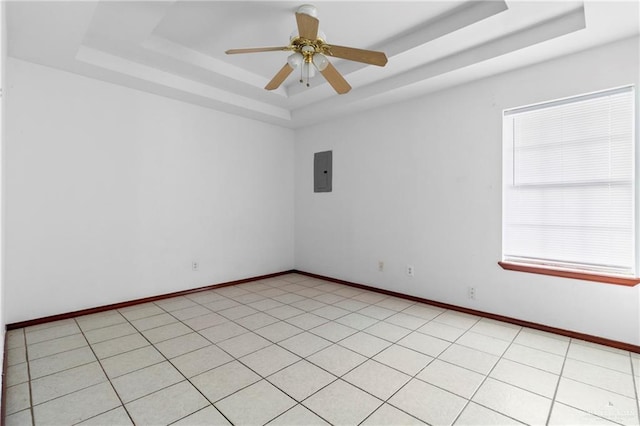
[295, 36, 640, 345]
[1, 0, 6, 388]
[5, 58, 295, 323]
[4, 36, 639, 346]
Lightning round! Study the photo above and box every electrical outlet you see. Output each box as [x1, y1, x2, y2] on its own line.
[378, 261, 384, 272]
[406, 265, 414, 277]
[468, 287, 476, 300]
[192, 261, 199, 271]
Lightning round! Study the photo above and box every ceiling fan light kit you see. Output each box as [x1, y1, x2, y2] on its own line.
[225, 4, 388, 94]
[312, 53, 329, 71]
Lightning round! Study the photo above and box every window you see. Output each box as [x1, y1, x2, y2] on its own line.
[501, 86, 638, 285]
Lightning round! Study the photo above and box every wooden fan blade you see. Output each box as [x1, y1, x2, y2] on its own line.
[226, 46, 288, 55]
[295, 12, 319, 40]
[265, 63, 294, 90]
[325, 44, 388, 66]
[320, 62, 351, 94]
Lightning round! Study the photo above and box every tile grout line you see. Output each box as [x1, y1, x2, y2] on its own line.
[122, 301, 237, 425]
[222, 282, 362, 423]
[261, 322, 386, 421]
[213, 279, 397, 424]
[19, 280, 412, 422]
[26, 282, 516, 424]
[24, 329, 35, 426]
[450, 325, 638, 404]
[105, 287, 299, 386]
[72, 315, 136, 426]
[27, 343, 114, 381]
[221, 279, 342, 425]
[631, 354, 640, 425]
[148, 281, 344, 422]
[253, 287, 343, 423]
[356, 340, 434, 425]
[449, 320, 524, 425]
[7, 274, 640, 425]
[545, 337, 572, 425]
[20, 288, 289, 424]
[389, 310, 485, 421]
[197, 278, 354, 425]
[15, 330, 113, 422]
[563, 341, 639, 374]
[364, 311, 486, 424]
[559, 341, 639, 424]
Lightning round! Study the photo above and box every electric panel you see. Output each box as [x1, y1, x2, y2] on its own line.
[314, 151, 332, 192]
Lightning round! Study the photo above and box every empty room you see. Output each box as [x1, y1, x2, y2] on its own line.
[1, 0, 639, 425]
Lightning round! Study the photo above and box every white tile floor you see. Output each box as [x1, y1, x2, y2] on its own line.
[4, 273, 640, 425]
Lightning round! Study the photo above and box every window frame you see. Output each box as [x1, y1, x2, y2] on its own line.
[499, 86, 639, 287]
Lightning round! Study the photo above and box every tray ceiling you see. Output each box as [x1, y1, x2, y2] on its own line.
[7, 1, 640, 128]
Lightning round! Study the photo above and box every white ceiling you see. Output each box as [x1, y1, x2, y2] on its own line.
[7, 1, 640, 128]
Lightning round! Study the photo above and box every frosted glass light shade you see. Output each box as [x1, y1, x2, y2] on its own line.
[287, 52, 304, 68]
[313, 53, 329, 71]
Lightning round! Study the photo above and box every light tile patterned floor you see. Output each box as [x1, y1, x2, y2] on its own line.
[4, 273, 640, 425]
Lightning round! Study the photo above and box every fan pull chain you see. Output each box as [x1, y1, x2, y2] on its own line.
[299, 62, 311, 87]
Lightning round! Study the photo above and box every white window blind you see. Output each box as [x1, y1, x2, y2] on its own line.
[502, 86, 636, 277]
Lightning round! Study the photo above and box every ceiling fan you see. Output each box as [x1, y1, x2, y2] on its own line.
[225, 4, 388, 94]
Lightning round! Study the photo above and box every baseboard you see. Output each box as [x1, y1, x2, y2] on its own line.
[5, 268, 638, 354]
[5, 270, 295, 330]
[294, 270, 640, 354]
